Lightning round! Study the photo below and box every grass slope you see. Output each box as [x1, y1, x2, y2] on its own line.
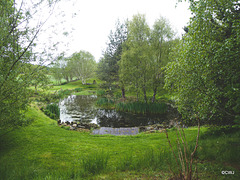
[0, 105, 239, 179]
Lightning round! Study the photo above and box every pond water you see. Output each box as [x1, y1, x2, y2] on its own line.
[59, 95, 167, 128]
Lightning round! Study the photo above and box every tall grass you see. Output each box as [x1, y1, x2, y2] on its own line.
[116, 102, 167, 114]
[81, 151, 109, 175]
[117, 148, 176, 172]
[96, 97, 114, 108]
[197, 126, 240, 164]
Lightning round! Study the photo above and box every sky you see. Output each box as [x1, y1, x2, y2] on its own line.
[33, 0, 192, 62]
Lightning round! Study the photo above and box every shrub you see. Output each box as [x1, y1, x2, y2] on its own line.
[58, 89, 72, 97]
[74, 88, 82, 92]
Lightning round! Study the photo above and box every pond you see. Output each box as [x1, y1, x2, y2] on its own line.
[59, 95, 168, 128]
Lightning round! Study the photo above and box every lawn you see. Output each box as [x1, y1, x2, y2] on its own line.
[0, 104, 239, 179]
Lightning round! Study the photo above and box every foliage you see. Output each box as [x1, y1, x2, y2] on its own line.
[0, 0, 57, 128]
[119, 14, 175, 103]
[42, 103, 60, 120]
[119, 14, 153, 103]
[74, 88, 82, 92]
[150, 16, 175, 102]
[97, 19, 128, 93]
[58, 89, 72, 97]
[51, 50, 97, 84]
[165, 0, 240, 124]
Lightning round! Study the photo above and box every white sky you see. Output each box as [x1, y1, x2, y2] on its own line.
[34, 0, 191, 62]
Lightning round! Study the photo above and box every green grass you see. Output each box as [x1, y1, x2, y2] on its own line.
[0, 105, 239, 179]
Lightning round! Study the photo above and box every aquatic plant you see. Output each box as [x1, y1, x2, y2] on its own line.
[43, 103, 60, 120]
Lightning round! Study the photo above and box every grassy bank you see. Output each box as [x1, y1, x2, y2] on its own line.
[0, 104, 239, 179]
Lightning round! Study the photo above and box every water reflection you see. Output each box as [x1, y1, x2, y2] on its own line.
[59, 95, 166, 127]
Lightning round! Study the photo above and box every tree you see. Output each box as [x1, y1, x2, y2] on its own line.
[150, 16, 175, 102]
[164, 0, 240, 124]
[70, 50, 96, 84]
[119, 14, 153, 103]
[97, 19, 128, 97]
[0, 0, 57, 128]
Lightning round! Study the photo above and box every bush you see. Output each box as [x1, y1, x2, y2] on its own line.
[74, 88, 82, 92]
[58, 89, 72, 97]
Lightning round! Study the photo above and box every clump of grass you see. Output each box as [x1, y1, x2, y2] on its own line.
[116, 102, 167, 114]
[74, 88, 82, 92]
[81, 151, 109, 175]
[97, 90, 105, 96]
[42, 103, 60, 120]
[117, 149, 174, 171]
[96, 97, 114, 108]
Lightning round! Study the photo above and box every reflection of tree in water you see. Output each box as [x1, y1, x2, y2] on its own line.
[96, 109, 166, 128]
[60, 95, 167, 127]
[61, 95, 97, 123]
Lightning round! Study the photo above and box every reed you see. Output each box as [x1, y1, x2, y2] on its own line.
[96, 97, 114, 108]
[43, 103, 60, 120]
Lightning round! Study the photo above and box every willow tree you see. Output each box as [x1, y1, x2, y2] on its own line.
[119, 14, 153, 103]
[165, 0, 240, 124]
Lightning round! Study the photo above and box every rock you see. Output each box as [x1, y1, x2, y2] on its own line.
[70, 126, 76, 130]
[72, 124, 77, 127]
[149, 130, 156, 133]
[146, 126, 154, 131]
[139, 126, 146, 132]
[77, 125, 85, 128]
[57, 120, 61, 124]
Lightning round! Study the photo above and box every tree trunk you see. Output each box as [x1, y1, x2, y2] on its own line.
[152, 87, 157, 103]
[121, 87, 125, 99]
[143, 87, 147, 104]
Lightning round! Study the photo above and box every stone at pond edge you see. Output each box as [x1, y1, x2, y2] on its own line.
[92, 127, 139, 136]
